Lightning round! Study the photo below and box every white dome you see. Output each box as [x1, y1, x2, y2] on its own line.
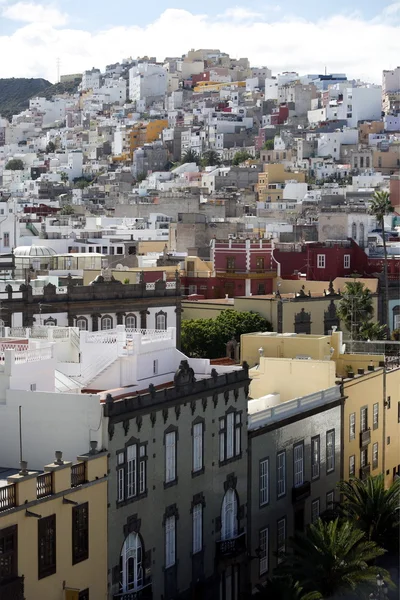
[13, 246, 56, 257]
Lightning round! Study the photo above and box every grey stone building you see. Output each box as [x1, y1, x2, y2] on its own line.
[104, 361, 250, 600]
[247, 385, 343, 591]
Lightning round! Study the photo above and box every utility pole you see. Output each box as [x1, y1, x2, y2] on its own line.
[56, 58, 61, 84]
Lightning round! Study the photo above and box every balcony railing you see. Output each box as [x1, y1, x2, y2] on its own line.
[292, 481, 311, 504]
[71, 462, 86, 488]
[0, 576, 25, 600]
[113, 583, 152, 600]
[359, 428, 371, 448]
[0, 484, 16, 512]
[216, 532, 246, 560]
[37, 472, 53, 499]
[360, 464, 371, 480]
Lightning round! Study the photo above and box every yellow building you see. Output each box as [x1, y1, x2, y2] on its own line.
[256, 163, 305, 202]
[0, 450, 107, 600]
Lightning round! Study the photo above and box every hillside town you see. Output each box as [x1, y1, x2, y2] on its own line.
[0, 48, 399, 600]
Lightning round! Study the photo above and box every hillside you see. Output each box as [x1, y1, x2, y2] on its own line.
[0, 76, 81, 121]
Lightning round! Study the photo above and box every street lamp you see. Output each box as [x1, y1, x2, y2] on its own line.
[370, 574, 388, 600]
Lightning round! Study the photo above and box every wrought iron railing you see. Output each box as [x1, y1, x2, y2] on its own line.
[0, 484, 16, 512]
[37, 472, 53, 498]
[71, 462, 86, 487]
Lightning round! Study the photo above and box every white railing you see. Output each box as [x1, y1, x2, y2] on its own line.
[0, 343, 28, 352]
[29, 328, 49, 339]
[76, 350, 117, 386]
[13, 347, 53, 364]
[166, 281, 176, 289]
[85, 330, 118, 343]
[51, 327, 70, 340]
[145, 282, 155, 290]
[248, 386, 341, 430]
[126, 328, 171, 341]
[8, 327, 27, 338]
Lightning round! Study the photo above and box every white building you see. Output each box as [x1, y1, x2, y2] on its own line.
[336, 85, 382, 127]
[264, 78, 279, 100]
[382, 67, 400, 94]
[82, 68, 101, 91]
[129, 64, 167, 105]
[317, 129, 358, 160]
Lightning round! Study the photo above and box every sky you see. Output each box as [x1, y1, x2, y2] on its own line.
[0, 0, 399, 83]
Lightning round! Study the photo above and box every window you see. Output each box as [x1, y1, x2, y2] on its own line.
[293, 443, 304, 487]
[344, 254, 350, 269]
[259, 458, 269, 507]
[153, 360, 158, 375]
[259, 528, 269, 575]
[3, 233, 10, 248]
[0, 525, 17, 580]
[192, 422, 203, 473]
[165, 431, 177, 483]
[101, 315, 113, 330]
[256, 257, 265, 272]
[155, 312, 166, 330]
[76, 317, 87, 331]
[360, 448, 368, 468]
[38, 515, 56, 579]
[373, 403, 379, 429]
[277, 518, 286, 564]
[125, 315, 137, 329]
[121, 532, 143, 592]
[165, 516, 176, 568]
[192, 504, 203, 554]
[219, 411, 241, 462]
[317, 254, 325, 269]
[311, 499, 320, 523]
[349, 413, 356, 441]
[311, 436, 320, 480]
[372, 442, 378, 470]
[326, 430, 335, 473]
[221, 489, 238, 541]
[117, 444, 147, 502]
[349, 454, 355, 477]
[351, 222, 357, 239]
[360, 407, 368, 433]
[277, 451, 286, 497]
[398, 402, 400, 424]
[79, 590, 89, 600]
[226, 257, 235, 272]
[72, 503, 89, 565]
[326, 491, 334, 510]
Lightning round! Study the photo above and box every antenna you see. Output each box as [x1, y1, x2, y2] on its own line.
[56, 57, 61, 83]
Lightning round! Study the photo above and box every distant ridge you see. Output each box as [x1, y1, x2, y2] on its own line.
[0, 76, 82, 121]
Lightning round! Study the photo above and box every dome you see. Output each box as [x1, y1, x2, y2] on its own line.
[13, 246, 57, 257]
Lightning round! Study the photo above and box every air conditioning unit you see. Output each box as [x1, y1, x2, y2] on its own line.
[30, 383, 37, 391]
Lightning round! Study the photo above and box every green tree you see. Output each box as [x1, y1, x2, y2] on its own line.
[181, 310, 272, 358]
[46, 141, 56, 153]
[60, 204, 75, 215]
[254, 577, 320, 600]
[232, 150, 251, 166]
[358, 321, 387, 341]
[201, 149, 221, 167]
[181, 149, 200, 165]
[60, 172, 69, 183]
[337, 281, 375, 340]
[369, 191, 394, 335]
[5, 158, 24, 170]
[278, 518, 389, 599]
[338, 474, 400, 551]
[262, 139, 274, 150]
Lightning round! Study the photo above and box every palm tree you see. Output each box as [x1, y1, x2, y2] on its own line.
[278, 518, 389, 599]
[254, 576, 321, 600]
[181, 149, 199, 165]
[201, 149, 221, 167]
[369, 191, 394, 335]
[337, 281, 374, 340]
[358, 321, 387, 341]
[338, 474, 400, 551]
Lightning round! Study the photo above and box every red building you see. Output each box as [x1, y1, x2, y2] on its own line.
[270, 104, 289, 126]
[273, 240, 373, 281]
[182, 239, 277, 298]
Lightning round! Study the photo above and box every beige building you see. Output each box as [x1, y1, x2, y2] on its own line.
[247, 356, 343, 588]
[256, 164, 305, 203]
[0, 450, 107, 600]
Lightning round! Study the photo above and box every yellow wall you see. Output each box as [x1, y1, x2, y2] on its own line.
[82, 266, 176, 286]
[384, 368, 400, 487]
[183, 256, 213, 277]
[249, 356, 336, 401]
[1, 454, 107, 600]
[146, 119, 168, 143]
[257, 164, 305, 201]
[241, 332, 333, 367]
[234, 297, 278, 328]
[182, 300, 234, 320]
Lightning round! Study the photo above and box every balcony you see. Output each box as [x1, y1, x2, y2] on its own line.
[216, 532, 246, 561]
[113, 583, 152, 600]
[359, 429, 371, 448]
[360, 464, 371, 480]
[0, 576, 25, 600]
[292, 481, 311, 504]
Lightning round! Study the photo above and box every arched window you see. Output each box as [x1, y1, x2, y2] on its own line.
[126, 314, 137, 329]
[221, 489, 238, 541]
[101, 315, 113, 330]
[76, 317, 88, 331]
[155, 311, 167, 330]
[120, 533, 143, 592]
[351, 222, 357, 240]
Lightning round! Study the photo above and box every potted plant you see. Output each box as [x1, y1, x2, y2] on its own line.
[345, 365, 354, 378]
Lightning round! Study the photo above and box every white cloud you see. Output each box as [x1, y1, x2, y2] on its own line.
[2, 2, 68, 26]
[0, 5, 399, 83]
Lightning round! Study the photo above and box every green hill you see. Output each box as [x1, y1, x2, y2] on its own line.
[0, 76, 82, 121]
